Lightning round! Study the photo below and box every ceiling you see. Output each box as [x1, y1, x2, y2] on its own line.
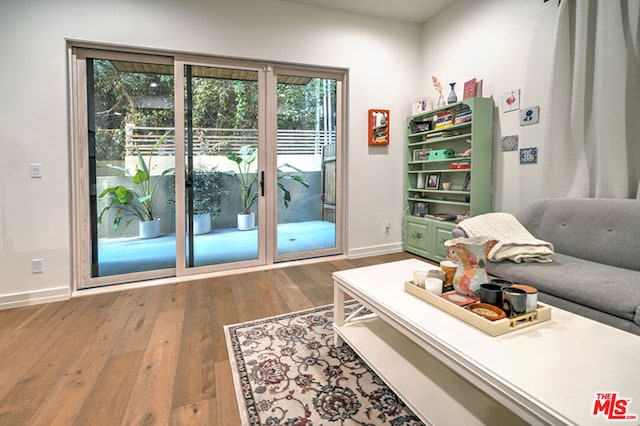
[281, 0, 456, 24]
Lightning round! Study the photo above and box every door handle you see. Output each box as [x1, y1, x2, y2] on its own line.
[260, 171, 265, 196]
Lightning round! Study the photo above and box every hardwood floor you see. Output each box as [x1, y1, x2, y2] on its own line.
[0, 252, 422, 425]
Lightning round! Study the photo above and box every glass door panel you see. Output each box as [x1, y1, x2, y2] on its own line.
[73, 47, 343, 289]
[274, 74, 338, 259]
[89, 57, 176, 279]
[182, 65, 262, 268]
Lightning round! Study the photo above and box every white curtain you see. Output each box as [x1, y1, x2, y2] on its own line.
[542, 0, 640, 199]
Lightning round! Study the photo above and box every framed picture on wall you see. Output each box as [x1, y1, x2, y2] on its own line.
[368, 109, 389, 145]
[426, 173, 440, 189]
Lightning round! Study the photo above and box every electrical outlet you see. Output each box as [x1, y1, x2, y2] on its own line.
[32, 258, 44, 274]
[384, 220, 391, 233]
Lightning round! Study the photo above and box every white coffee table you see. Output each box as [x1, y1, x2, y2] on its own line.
[333, 259, 640, 425]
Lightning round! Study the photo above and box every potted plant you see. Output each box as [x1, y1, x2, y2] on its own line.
[226, 145, 310, 230]
[226, 145, 259, 230]
[98, 132, 174, 238]
[190, 166, 229, 234]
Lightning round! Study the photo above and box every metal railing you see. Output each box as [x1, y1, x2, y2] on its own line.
[120, 126, 335, 156]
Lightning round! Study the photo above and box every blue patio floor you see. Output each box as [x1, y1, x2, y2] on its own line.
[97, 220, 336, 276]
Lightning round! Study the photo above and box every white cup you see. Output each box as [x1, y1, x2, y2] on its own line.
[424, 277, 443, 295]
[412, 270, 429, 288]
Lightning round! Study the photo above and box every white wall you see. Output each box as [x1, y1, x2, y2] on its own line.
[0, 0, 421, 306]
[421, 0, 559, 213]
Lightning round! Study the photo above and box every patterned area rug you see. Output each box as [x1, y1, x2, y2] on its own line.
[224, 301, 424, 425]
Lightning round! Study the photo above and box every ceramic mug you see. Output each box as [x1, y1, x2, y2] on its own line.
[424, 277, 443, 296]
[512, 284, 538, 312]
[479, 283, 503, 308]
[427, 269, 446, 282]
[491, 278, 513, 288]
[412, 270, 429, 288]
[501, 287, 527, 317]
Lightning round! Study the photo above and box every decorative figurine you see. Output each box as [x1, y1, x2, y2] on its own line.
[432, 76, 446, 107]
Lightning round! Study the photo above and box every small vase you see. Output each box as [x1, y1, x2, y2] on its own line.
[444, 236, 498, 297]
[447, 83, 458, 104]
[437, 95, 446, 108]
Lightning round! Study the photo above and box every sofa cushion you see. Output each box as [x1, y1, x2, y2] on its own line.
[515, 198, 640, 271]
[487, 253, 640, 326]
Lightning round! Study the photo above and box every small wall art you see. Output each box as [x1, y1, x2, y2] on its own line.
[502, 89, 520, 112]
[501, 135, 519, 151]
[520, 147, 538, 165]
[368, 109, 389, 145]
[520, 106, 540, 126]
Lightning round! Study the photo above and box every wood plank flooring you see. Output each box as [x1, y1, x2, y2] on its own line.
[0, 252, 422, 425]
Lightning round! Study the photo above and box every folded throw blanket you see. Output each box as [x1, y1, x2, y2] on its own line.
[458, 212, 554, 263]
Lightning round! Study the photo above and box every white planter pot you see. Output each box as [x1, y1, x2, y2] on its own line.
[237, 212, 255, 231]
[139, 218, 161, 239]
[193, 213, 211, 235]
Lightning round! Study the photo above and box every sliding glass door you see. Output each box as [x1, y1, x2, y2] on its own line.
[71, 46, 344, 289]
[78, 52, 177, 285]
[271, 70, 340, 261]
[178, 62, 264, 270]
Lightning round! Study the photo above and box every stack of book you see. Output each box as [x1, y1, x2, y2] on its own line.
[425, 213, 456, 222]
[425, 130, 462, 140]
[434, 110, 454, 130]
[454, 111, 472, 124]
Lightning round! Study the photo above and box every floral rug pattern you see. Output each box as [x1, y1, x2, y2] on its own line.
[225, 301, 424, 425]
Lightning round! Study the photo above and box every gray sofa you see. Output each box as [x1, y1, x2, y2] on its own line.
[463, 198, 640, 336]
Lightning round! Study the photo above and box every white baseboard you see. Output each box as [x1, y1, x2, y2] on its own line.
[0, 287, 70, 310]
[348, 243, 404, 259]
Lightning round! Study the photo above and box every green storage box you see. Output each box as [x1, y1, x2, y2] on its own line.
[428, 148, 454, 160]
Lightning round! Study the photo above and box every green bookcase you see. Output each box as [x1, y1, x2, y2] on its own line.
[404, 97, 494, 262]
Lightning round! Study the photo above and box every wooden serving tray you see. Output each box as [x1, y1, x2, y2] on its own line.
[404, 281, 551, 337]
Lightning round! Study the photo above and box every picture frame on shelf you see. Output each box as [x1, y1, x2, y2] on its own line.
[426, 173, 440, 189]
[413, 149, 431, 162]
[411, 120, 432, 134]
[413, 202, 428, 217]
[463, 78, 477, 99]
[463, 172, 471, 191]
[412, 97, 433, 115]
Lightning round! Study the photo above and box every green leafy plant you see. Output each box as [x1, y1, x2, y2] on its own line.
[168, 166, 229, 217]
[225, 145, 310, 214]
[191, 166, 229, 216]
[98, 132, 175, 230]
[225, 145, 258, 215]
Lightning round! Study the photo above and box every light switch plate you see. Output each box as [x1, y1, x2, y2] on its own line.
[30, 163, 43, 178]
